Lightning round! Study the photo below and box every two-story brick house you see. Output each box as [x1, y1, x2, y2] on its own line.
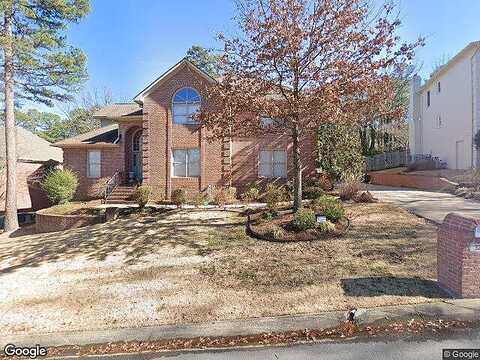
[53, 59, 317, 201]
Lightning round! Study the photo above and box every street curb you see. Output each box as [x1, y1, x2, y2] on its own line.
[2, 299, 480, 348]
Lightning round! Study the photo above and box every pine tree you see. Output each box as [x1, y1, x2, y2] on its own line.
[0, 0, 89, 231]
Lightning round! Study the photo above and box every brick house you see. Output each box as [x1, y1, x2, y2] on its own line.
[53, 59, 317, 201]
[1, 126, 62, 215]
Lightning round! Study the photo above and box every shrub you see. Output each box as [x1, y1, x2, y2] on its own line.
[42, 168, 78, 205]
[191, 192, 209, 207]
[339, 179, 361, 201]
[354, 191, 376, 203]
[317, 173, 334, 191]
[263, 183, 286, 212]
[311, 195, 345, 222]
[266, 225, 285, 240]
[303, 186, 324, 200]
[171, 188, 187, 207]
[212, 186, 237, 206]
[241, 186, 261, 203]
[317, 220, 336, 233]
[291, 208, 317, 231]
[132, 186, 151, 208]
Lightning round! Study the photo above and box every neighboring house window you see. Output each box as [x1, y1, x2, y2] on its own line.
[87, 150, 101, 178]
[172, 148, 200, 177]
[427, 91, 431, 107]
[172, 87, 201, 124]
[259, 150, 287, 178]
[437, 82, 441, 93]
[435, 115, 443, 129]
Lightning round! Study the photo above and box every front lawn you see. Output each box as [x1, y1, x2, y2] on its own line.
[0, 203, 446, 335]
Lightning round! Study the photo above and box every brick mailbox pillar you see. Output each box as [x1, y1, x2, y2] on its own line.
[438, 213, 480, 298]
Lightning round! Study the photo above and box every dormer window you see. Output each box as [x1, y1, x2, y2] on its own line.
[172, 87, 201, 124]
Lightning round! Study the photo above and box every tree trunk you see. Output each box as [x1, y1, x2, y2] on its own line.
[3, 3, 19, 232]
[292, 124, 302, 211]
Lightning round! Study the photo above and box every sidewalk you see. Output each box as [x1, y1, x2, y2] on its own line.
[2, 299, 480, 348]
[368, 185, 480, 224]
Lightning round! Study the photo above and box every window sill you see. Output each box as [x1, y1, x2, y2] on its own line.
[171, 176, 200, 179]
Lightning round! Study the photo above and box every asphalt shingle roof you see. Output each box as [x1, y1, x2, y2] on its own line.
[93, 103, 142, 118]
[0, 126, 63, 163]
[53, 124, 119, 147]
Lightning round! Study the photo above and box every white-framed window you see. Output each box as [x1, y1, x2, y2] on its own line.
[259, 149, 287, 178]
[435, 115, 443, 129]
[172, 87, 201, 124]
[87, 150, 101, 178]
[427, 91, 431, 107]
[172, 148, 200, 177]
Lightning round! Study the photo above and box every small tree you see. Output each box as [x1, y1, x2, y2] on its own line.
[42, 169, 78, 205]
[199, 0, 422, 211]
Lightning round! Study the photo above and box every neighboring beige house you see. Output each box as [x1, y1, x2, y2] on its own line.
[409, 41, 480, 169]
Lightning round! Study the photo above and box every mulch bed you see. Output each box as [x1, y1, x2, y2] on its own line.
[247, 209, 349, 242]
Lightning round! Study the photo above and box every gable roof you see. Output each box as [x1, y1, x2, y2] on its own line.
[133, 58, 216, 104]
[53, 124, 119, 148]
[93, 103, 143, 119]
[419, 41, 480, 93]
[0, 126, 62, 163]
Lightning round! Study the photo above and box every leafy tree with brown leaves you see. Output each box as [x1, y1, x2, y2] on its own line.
[199, 0, 423, 211]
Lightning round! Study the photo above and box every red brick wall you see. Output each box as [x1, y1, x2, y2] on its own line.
[63, 147, 123, 200]
[36, 208, 103, 233]
[231, 133, 317, 193]
[142, 63, 318, 200]
[438, 213, 480, 298]
[62, 64, 318, 201]
[142, 63, 222, 200]
[368, 170, 456, 192]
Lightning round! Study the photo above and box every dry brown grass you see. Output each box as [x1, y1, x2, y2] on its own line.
[197, 202, 446, 311]
[0, 205, 446, 335]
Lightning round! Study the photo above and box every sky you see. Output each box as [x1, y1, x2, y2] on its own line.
[32, 0, 480, 113]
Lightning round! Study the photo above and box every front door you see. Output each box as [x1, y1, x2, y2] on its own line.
[132, 130, 143, 182]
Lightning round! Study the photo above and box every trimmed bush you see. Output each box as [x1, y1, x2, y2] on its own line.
[191, 192, 210, 207]
[303, 186, 324, 200]
[291, 208, 317, 231]
[311, 195, 345, 222]
[241, 186, 261, 203]
[262, 183, 286, 212]
[339, 178, 361, 201]
[171, 188, 187, 207]
[133, 186, 151, 208]
[211, 186, 237, 206]
[42, 168, 78, 205]
[266, 225, 285, 240]
[317, 220, 336, 233]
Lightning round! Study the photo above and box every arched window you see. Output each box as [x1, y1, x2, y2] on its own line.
[172, 87, 201, 124]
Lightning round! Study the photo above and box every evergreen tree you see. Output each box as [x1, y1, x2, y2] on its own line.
[0, 0, 90, 231]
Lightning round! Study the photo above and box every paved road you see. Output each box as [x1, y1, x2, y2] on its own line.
[368, 184, 480, 223]
[62, 328, 480, 360]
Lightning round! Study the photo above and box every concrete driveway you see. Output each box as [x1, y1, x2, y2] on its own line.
[368, 185, 480, 223]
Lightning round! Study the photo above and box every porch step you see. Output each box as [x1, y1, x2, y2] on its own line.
[106, 185, 137, 204]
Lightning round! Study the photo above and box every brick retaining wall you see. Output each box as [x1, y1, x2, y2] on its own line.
[35, 208, 104, 233]
[368, 169, 456, 192]
[438, 213, 480, 298]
